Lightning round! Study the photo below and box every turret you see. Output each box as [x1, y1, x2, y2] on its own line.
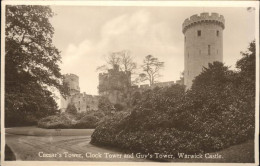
[63, 73, 80, 95]
[183, 12, 225, 89]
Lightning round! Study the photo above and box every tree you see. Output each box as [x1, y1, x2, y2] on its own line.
[120, 50, 137, 73]
[96, 50, 137, 74]
[185, 48, 255, 143]
[5, 6, 67, 127]
[191, 61, 233, 91]
[66, 103, 77, 115]
[236, 40, 255, 86]
[138, 55, 164, 85]
[232, 40, 255, 138]
[98, 96, 114, 115]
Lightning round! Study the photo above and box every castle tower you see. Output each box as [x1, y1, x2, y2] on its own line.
[63, 74, 80, 95]
[98, 65, 131, 105]
[182, 12, 225, 89]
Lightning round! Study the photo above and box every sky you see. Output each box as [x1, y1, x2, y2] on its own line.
[50, 6, 255, 95]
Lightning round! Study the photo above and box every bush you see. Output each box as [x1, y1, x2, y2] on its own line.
[38, 111, 105, 129]
[114, 103, 124, 112]
[91, 111, 130, 146]
[38, 113, 75, 129]
[92, 78, 254, 156]
[181, 61, 255, 145]
[5, 144, 16, 161]
[98, 96, 114, 114]
[5, 111, 38, 127]
[76, 111, 105, 120]
[66, 103, 77, 115]
[91, 42, 255, 157]
[91, 111, 105, 119]
[74, 115, 99, 129]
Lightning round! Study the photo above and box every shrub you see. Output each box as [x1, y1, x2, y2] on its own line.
[74, 115, 100, 129]
[92, 79, 254, 156]
[114, 103, 124, 112]
[38, 111, 105, 129]
[91, 111, 105, 119]
[91, 111, 130, 146]
[76, 111, 105, 120]
[66, 103, 77, 115]
[91, 41, 255, 157]
[38, 113, 74, 129]
[183, 61, 255, 145]
[5, 144, 16, 161]
[98, 96, 114, 114]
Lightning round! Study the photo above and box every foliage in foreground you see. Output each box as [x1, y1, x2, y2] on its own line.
[91, 41, 255, 157]
[5, 6, 69, 127]
[38, 111, 105, 129]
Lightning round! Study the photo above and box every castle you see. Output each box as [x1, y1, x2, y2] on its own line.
[98, 64, 183, 106]
[61, 66, 183, 112]
[183, 12, 225, 88]
[60, 74, 99, 113]
[61, 12, 223, 112]
[98, 65, 131, 105]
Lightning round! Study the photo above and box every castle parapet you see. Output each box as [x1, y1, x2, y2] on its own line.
[63, 73, 80, 93]
[182, 12, 225, 33]
[64, 73, 79, 79]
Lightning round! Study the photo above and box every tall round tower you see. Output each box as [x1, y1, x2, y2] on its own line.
[63, 74, 80, 95]
[182, 12, 225, 89]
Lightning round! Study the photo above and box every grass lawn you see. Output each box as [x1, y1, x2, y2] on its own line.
[5, 126, 255, 163]
[5, 126, 94, 136]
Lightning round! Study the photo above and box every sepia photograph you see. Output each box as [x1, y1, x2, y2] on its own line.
[1, 1, 259, 165]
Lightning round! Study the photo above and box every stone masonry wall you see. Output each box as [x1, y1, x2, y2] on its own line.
[183, 12, 225, 89]
[61, 74, 99, 113]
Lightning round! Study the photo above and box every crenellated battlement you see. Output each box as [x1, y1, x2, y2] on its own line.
[182, 12, 225, 33]
[63, 73, 80, 94]
[64, 73, 79, 79]
[99, 73, 107, 77]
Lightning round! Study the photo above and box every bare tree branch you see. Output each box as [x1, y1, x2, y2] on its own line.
[139, 55, 164, 85]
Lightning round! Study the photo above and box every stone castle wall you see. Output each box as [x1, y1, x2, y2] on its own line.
[183, 12, 225, 88]
[61, 12, 224, 110]
[63, 74, 80, 95]
[61, 74, 99, 113]
[99, 65, 184, 105]
[61, 69, 183, 112]
[99, 65, 131, 94]
[98, 65, 131, 106]
[69, 93, 99, 113]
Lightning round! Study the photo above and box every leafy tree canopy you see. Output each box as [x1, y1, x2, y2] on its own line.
[5, 6, 67, 127]
[66, 103, 78, 115]
[236, 40, 255, 86]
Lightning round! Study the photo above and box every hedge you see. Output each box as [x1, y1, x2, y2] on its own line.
[91, 60, 255, 157]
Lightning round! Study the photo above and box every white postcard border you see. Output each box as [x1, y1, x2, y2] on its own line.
[1, 1, 259, 166]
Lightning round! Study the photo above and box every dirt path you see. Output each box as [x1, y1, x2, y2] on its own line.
[5, 127, 147, 161]
[5, 127, 255, 162]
